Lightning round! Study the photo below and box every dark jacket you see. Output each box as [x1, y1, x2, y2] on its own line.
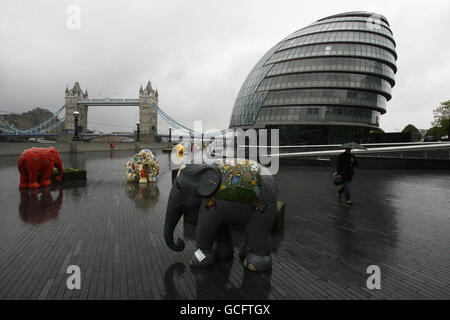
[337, 152, 358, 182]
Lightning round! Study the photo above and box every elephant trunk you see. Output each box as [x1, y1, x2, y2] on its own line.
[164, 188, 185, 252]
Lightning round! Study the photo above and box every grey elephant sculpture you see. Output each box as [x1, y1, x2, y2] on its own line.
[164, 159, 278, 271]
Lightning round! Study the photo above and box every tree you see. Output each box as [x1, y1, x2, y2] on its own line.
[402, 124, 422, 140]
[432, 100, 450, 139]
[424, 126, 446, 141]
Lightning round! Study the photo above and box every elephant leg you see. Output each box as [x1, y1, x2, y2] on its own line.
[127, 170, 138, 182]
[19, 167, 29, 189]
[243, 214, 273, 272]
[138, 169, 147, 184]
[40, 165, 53, 188]
[28, 169, 40, 189]
[213, 225, 234, 259]
[239, 235, 250, 260]
[189, 208, 220, 268]
[148, 168, 157, 182]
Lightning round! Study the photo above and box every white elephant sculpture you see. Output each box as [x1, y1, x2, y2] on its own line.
[125, 149, 159, 183]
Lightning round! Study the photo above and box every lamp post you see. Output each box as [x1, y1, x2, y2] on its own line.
[72, 111, 80, 141]
[136, 122, 140, 142]
[168, 127, 172, 143]
[447, 116, 450, 141]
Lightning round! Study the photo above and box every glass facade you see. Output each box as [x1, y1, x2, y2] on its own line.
[267, 124, 373, 145]
[256, 106, 380, 126]
[285, 20, 394, 41]
[263, 89, 387, 111]
[266, 57, 395, 85]
[280, 31, 396, 55]
[312, 16, 390, 28]
[229, 42, 284, 127]
[258, 73, 392, 99]
[267, 43, 396, 70]
[229, 11, 397, 144]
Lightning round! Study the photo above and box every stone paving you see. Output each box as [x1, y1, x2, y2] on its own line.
[0, 149, 449, 299]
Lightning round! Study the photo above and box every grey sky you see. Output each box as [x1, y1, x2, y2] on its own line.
[1, 0, 449, 133]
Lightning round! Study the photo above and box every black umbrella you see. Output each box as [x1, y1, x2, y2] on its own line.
[341, 142, 367, 150]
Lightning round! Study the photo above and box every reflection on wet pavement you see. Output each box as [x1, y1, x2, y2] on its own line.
[124, 182, 160, 211]
[19, 186, 63, 225]
[163, 261, 272, 300]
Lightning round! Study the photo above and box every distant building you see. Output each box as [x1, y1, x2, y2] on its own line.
[2, 107, 56, 130]
[229, 11, 397, 145]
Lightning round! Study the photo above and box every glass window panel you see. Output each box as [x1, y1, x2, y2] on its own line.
[262, 89, 386, 111]
[266, 57, 395, 84]
[257, 73, 392, 99]
[255, 105, 382, 126]
[280, 31, 395, 54]
[267, 43, 396, 71]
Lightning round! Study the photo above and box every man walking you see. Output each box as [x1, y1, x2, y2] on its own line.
[337, 147, 358, 205]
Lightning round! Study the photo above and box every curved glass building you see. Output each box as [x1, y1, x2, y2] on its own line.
[229, 12, 397, 145]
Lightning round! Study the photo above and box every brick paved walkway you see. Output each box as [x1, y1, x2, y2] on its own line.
[0, 150, 449, 299]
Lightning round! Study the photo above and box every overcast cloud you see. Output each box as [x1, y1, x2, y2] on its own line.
[1, 0, 449, 133]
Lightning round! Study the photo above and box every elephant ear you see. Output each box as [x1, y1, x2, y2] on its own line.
[194, 166, 221, 197]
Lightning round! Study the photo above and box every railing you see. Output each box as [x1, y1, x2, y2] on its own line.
[77, 99, 139, 105]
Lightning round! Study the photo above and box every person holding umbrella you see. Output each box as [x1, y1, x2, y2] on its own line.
[336, 142, 364, 205]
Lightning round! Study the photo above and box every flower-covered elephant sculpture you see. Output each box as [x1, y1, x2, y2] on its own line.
[18, 147, 63, 189]
[125, 149, 159, 183]
[164, 159, 278, 272]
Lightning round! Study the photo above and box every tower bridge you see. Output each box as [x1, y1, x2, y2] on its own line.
[0, 80, 227, 140]
[64, 81, 158, 141]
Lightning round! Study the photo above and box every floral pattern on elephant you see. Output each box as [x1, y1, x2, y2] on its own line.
[125, 149, 159, 184]
[214, 159, 262, 205]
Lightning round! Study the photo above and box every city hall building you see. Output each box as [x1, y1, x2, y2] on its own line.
[229, 12, 397, 145]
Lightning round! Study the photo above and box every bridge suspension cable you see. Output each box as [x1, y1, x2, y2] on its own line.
[151, 103, 227, 137]
[0, 105, 65, 135]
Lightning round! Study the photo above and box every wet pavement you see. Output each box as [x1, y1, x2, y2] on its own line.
[0, 149, 449, 299]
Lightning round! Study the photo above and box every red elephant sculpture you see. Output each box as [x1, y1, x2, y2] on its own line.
[18, 147, 63, 189]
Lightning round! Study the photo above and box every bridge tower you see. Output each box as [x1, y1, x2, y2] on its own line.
[139, 81, 158, 141]
[64, 81, 88, 134]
